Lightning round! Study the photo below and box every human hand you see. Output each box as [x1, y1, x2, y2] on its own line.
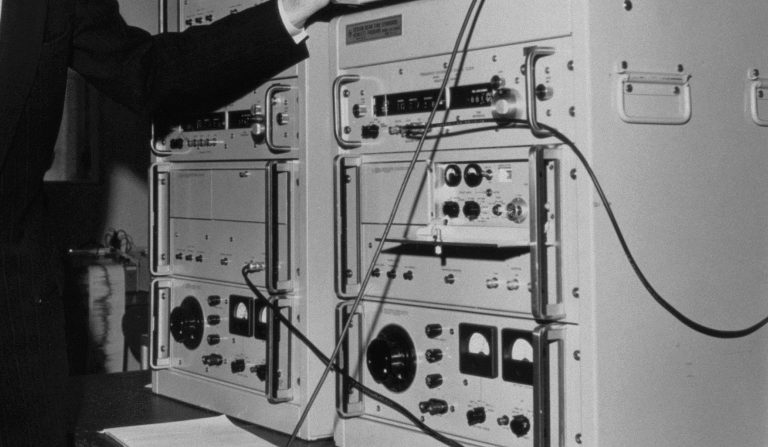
[281, 0, 331, 29]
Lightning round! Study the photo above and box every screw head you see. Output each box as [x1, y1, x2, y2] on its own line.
[624, 0, 633, 11]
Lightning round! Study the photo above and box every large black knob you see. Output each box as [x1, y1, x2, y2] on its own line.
[466, 407, 486, 426]
[170, 296, 204, 350]
[230, 359, 246, 374]
[366, 325, 417, 392]
[510, 414, 531, 437]
[442, 201, 460, 218]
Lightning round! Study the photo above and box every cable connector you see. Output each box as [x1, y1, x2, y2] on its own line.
[244, 261, 266, 274]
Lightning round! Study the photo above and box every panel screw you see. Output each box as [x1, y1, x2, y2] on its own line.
[677, 64, 685, 73]
[623, 0, 632, 11]
[673, 86, 681, 95]
[750, 69, 761, 80]
[344, 126, 352, 134]
[626, 84, 634, 93]
[574, 350, 581, 361]
[343, 89, 350, 98]
[572, 287, 580, 298]
[567, 60, 574, 71]
[520, 64, 527, 75]
[569, 106, 576, 117]
[570, 169, 577, 180]
[576, 433, 583, 444]
[621, 60, 628, 70]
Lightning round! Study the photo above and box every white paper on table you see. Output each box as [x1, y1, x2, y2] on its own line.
[100, 415, 279, 447]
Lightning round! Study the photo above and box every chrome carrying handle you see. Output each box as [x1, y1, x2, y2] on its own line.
[529, 146, 565, 320]
[265, 162, 295, 295]
[747, 70, 768, 126]
[149, 279, 171, 370]
[158, 0, 167, 34]
[333, 74, 362, 149]
[335, 302, 365, 417]
[150, 165, 171, 276]
[265, 83, 297, 152]
[333, 156, 362, 298]
[533, 324, 566, 447]
[524, 46, 556, 138]
[616, 70, 692, 124]
[266, 296, 293, 403]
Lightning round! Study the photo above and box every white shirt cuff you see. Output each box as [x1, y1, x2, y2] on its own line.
[277, 0, 309, 44]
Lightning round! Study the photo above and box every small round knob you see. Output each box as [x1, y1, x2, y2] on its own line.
[207, 315, 221, 325]
[425, 324, 443, 338]
[353, 104, 368, 118]
[535, 84, 554, 101]
[207, 334, 221, 345]
[425, 349, 443, 363]
[276, 113, 290, 125]
[490, 75, 506, 90]
[425, 374, 443, 389]
[251, 122, 266, 138]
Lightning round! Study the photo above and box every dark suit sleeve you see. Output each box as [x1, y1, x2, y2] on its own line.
[70, 0, 308, 118]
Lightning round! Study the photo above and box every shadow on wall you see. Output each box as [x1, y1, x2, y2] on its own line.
[44, 83, 152, 254]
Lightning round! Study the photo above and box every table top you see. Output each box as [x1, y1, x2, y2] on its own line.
[67, 371, 335, 447]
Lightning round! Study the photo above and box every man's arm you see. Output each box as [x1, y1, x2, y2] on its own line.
[71, 0, 327, 119]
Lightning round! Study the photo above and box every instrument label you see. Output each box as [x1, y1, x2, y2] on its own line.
[346, 15, 402, 45]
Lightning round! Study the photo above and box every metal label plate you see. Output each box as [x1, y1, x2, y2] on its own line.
[346, 15, 402, 45]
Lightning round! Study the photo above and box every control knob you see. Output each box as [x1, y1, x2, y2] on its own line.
[491, 88, 520, 121]
[466, 407, 486, 426]
[230, 359, 246, 374]
[425, 349, 443, 363]
[353, 103, 368, 118]
[276, 113, 290, 126]
[510, 414, 531, 437]
[425, 374, 443, 389]
[425, 324, 443, 338]
[419, 399, 449, 416]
